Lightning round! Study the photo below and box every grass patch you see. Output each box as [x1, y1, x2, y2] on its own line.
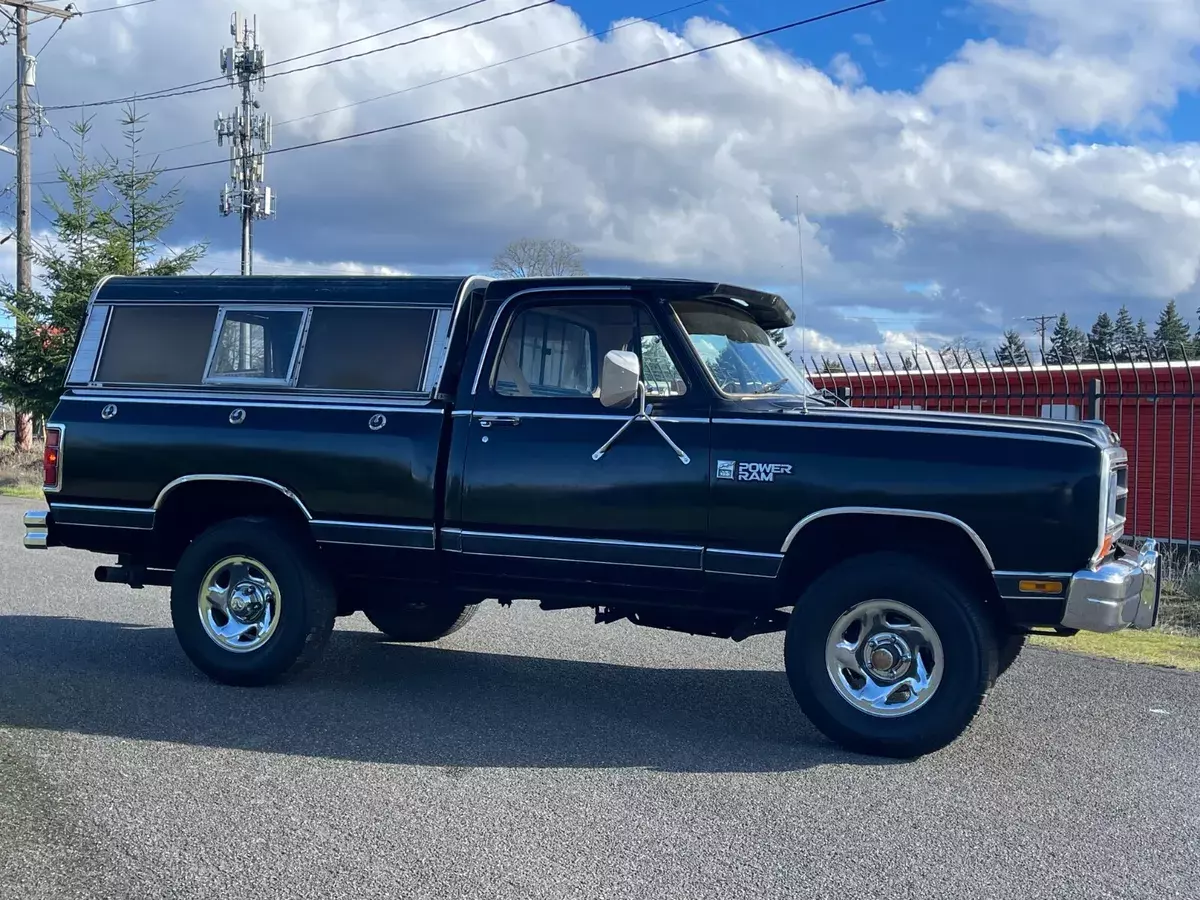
[1031, 629, 1200, 672]
[0, 445, 43, 501]
[0, 484, 43, 499]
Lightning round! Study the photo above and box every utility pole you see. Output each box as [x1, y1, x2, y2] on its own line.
[1024, 314, 1055, 359]
[216, 11, 273, 276]
[2, 1, 76, 450]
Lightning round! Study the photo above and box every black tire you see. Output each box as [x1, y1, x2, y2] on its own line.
[995, 633, 1027, 681]
[363, 597, 478, 643]
[169, 516, 336, 687]
[784, 551, 997, 759]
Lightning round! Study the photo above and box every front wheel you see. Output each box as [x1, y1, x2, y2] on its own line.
[784, 552, 997, 758]
[169, 516, 336, 686]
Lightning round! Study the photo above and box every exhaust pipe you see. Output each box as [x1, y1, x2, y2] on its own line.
[93, 565, 173, 589]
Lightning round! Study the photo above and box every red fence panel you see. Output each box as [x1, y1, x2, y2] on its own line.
[805, 353, 1200, 546]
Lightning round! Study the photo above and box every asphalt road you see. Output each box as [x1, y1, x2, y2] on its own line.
[1, 498, 1197, 900]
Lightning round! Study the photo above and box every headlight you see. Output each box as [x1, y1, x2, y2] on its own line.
[1094, 448, 1127, 564]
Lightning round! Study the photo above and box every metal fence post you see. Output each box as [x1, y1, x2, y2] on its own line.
[1085, 377, 1102, 421]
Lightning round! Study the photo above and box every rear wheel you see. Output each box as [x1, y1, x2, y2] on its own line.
[364, 596, 478, 643]
[169, 517, 336, 686]
[784, 552, 997, 758]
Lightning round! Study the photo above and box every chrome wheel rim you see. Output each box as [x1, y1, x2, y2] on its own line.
[824, 599, 944, 718]
[197, 555, 281, 653]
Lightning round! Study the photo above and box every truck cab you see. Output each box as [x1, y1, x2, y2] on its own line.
[22, 273, 1161, 758]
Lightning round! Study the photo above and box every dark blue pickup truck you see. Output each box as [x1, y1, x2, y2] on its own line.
[22, 273, 1160, 757]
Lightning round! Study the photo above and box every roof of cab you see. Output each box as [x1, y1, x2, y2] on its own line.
[93, 273, 794, 328]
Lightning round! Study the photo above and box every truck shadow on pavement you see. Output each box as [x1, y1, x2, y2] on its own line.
[0, 614, 907, 773]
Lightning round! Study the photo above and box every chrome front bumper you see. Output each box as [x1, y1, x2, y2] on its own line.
[1061, 539, 1160, 633]
[23, 509, 48, 549]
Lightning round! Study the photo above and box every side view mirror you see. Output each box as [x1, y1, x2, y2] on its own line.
[599, 350, 640, 408]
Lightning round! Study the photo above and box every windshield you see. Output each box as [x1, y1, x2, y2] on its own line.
[670, 300, 820, 398]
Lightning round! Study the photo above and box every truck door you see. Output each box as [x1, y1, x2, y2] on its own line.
[449, 290, 710, 601]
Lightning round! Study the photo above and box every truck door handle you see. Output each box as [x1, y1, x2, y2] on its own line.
[477, 415, 520, 428]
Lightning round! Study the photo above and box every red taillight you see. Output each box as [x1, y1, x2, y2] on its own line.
[43, 426, 61, 489]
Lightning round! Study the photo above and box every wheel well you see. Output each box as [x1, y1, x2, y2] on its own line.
[777, 513, 1000, 613]
[150, 480, 311, 567]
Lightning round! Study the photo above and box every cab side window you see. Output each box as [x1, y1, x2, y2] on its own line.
[493, 303, 685, 400]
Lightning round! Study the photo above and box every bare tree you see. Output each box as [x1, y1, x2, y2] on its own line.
[491, 238, 587, 278]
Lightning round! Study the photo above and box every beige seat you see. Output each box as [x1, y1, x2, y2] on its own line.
[497, 339, 533, 396]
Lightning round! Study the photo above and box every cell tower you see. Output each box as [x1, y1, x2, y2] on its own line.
[215, 11, 274, 276]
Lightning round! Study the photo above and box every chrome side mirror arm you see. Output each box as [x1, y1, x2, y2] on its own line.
[591, 383, 690, 465]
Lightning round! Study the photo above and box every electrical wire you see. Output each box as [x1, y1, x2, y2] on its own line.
[46, 0, 509, 110]
[146, 0, 887, 177]
[0, 18, 69, 107]
[35, 0, 714, 173]
[79, 1, 160, 14]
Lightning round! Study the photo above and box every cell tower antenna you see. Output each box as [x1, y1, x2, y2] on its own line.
[215, 10, 275, 275]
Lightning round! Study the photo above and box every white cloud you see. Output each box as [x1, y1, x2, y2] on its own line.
[829, 52, 864, 87]
[10, 0, 1200, 355]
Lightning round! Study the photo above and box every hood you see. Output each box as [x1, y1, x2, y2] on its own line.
[785, 404, 1118, 450]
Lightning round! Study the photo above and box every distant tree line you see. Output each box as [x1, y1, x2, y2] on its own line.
[996, 300, 1199, 366]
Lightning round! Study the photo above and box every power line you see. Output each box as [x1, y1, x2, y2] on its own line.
[78, 1, 159, 14]
[1, 15, 68, 105]
[33, 0, 713, 174]
[45, 0, 510, 111]
[146, 0, 887, 178]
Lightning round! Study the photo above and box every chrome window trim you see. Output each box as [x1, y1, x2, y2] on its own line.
[436, 275, 492, 393]
[202, 305, 311, 387]
[780, 506, 996, 570]
[469, 285, 632, 396]
[152, 475, 312, 519]
[711, 417, 1096, 448]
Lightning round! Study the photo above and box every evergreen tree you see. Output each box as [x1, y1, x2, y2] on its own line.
[0, 109, 206, 424]
[1153, 298, 1191, 358]
[1046, 312, 1087, 364]
[105, 103, 205, 277]
[767, 327, 792, 358]
[995, 328, 1030, 367]
[1113, 304, 1136, 361]
[1133, 318, 1150, 361]
[1087, 311, 1116, 362]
